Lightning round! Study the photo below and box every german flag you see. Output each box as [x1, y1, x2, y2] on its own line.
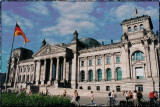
[14, 23, 30, 44]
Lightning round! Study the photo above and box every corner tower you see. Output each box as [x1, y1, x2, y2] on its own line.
[121, 15, 153, 40]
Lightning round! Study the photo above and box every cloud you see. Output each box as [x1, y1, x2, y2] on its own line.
[45, 38, 57, 45]
[26, 3, 49, 16]
[42, 2, 98, 36]
[2, 11, 34, 30]
[105, 3, 159, 22]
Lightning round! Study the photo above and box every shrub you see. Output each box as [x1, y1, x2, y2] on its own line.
[1, 92, 75, 107]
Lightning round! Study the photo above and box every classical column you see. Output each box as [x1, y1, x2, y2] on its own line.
[93, 55, 96, 82]
[144, 40, 151, 77]
[63, 56, 66, 81]
[85, 57, 88, 82]
[33, 62, 36, 83]
[111, 53, 115, 80]
[102, 54, 105, 81]
[125, 47, 130, 79]
[25, 66, 27, 82]
[48, 58, 53, 85]
[36, 60, 41, 85]
[56, 57, 60, 81]
[41, 59, 46, 85]
[14, 65, 19, 88]
[29, 65, 31, 83]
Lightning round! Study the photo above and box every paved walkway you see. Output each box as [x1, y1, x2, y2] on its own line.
[45, 87, 150, 106]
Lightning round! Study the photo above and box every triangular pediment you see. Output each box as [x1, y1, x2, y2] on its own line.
[33, 44, 66, 57]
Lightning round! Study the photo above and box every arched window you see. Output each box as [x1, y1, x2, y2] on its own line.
[97, 69, 102, 81]
[132, 51, 144, 61]
[81, 71, 85, 82]
[106, 68, 112, 81]
[116, 67, 122, 81]
[128, 27, 132, 32]
[134, 26, 138, 31]
[88, 70, 93, 82]
[140, 24, 144, 30]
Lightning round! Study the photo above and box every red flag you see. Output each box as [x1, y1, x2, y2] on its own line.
[14, 23, 30, 44]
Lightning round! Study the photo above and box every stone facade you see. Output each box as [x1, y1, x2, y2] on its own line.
[6, 15, 159, 93]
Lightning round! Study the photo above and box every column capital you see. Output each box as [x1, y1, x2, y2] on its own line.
[56, 56, 60, 59]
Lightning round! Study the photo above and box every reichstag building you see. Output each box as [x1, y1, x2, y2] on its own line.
[6, 15, 159, 93]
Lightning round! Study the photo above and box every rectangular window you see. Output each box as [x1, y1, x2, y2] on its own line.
[106, 86, 110, 91]
[89, 60, 92, 66]
[116, 86, 121, 92]
[81, 61, 84, 67]
[106, 57, 110, 64]
[88, 86, 91, 90]
[96, 86, 100, 91]
[116, 56, 120, 63]
[97, 59, 101, 65]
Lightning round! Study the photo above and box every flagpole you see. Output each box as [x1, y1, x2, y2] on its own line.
[5, 24, 16, 91]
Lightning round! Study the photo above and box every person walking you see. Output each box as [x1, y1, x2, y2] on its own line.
[71, 90, 80, 106]
[124, 90, 129, 103]
[63, 90, 67, 98]
[153, 91, 158, 102]
[90, 91, 96, 106]
[111, 90, 115, 106]
[137, 91, 143, 106]
[133, 90, 138, 107]
[149, 91, 154, 105]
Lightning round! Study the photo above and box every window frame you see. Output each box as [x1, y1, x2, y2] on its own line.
[106, 57, 110, 64]
[134, 26, 138, 31]
[97, 58, 101, 65]
[81, 61, 84, 67]
[116, 56, 120, 63]
[89, 59, 92, 66]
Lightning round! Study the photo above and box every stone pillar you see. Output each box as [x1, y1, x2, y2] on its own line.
[48, 58, 53, 85]
[56, 57, 60, 81]
[85, 57, 88, 82]
[125, 48, 130, 79]
[36, 60, 41, 85]
[14, 65, 19, 88]
[150, 41, 158, 77]
[111, 53, 115, 80]
[41, 59, 46, 85]
[93, 55, 96, 82]
[63, 56, 66, 81]
[102, 54, 105, 81]
[29, 65, 31, 82]
[144, 40, 151, 77]
[77, 58, 80, 82]
[33, 62, 36, 83]
[71, 52, 78, 89]
[25, 66, 27, 82]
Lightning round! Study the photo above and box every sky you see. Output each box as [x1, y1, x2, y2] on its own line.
[1, 2, 159, 73]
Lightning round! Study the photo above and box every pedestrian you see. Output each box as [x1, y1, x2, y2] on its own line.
[125, 90, 129, 103]
[129, 90, 133, 100]
[90, 91, 96, 106]
[149, 91, 154, 105]
[63, 89, 67, 97]
[153, 91, 158, 102]
[137, 91, 143, 105]
[111, 90, 115, 106]
[133, 90, 138, 107]
[71, 90, 80, 106]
